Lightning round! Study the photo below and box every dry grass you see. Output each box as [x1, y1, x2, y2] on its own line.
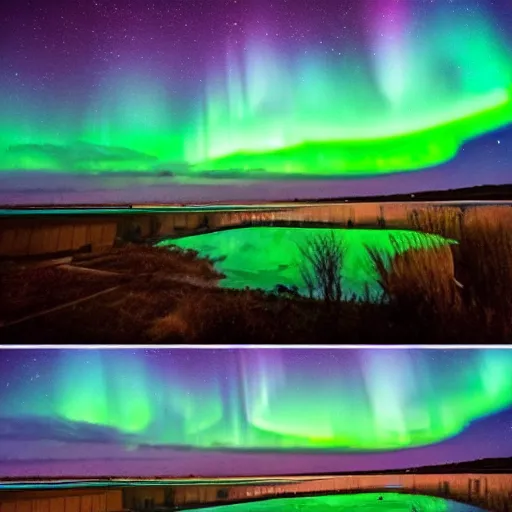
[147, 289, 277, 342]
[0, 244, 223, 329]
[144, 281, 381, 343]
[0, 266, 124, 323]
[382, 205, 512, 338]
[76, 244, 224, 281]
[148, 312, 190, 340]
[456, 221, 512, 335]
[367, 236, 460, 323]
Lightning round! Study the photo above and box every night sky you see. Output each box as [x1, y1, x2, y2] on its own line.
[0, 347, 511, 478]
[0, 0, 511, 204]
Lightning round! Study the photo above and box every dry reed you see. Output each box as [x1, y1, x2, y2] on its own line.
[366, 234, 460, 321]
[391, 205, 512, 337]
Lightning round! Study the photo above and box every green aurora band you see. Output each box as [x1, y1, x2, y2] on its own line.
[1, 5, 511, 175]
[3, 348, 512, 451]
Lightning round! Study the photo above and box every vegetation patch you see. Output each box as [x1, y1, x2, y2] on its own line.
[1, 206, 511, 342]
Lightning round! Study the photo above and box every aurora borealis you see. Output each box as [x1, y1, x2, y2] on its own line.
[1, 348, 512, 477]
[1, 0, 512, 203]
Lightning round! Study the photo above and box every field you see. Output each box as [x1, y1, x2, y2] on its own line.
[0, 205, 511, 342]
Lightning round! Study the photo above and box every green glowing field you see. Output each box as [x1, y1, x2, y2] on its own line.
[196, 493, 485, 512]
[159, 227, 449, 300]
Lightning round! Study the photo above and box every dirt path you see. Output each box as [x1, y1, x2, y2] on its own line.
[0, 285, 123, 329]
[0, 261, 220, 331]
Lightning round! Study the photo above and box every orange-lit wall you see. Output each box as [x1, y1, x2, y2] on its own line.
[121, 473, 512, 512]
[0, 488, 123, 512]
[0, 218, 117, 257]
[3, 474, 512, 512]
[2, 203, 511, 258]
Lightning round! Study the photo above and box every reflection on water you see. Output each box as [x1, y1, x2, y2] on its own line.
[159, 227, 449, 300]
[197, 493, 486, 512]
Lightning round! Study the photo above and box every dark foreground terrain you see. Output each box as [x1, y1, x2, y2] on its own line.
[0, 252, 415, 343]
[1, 204, 511, 343]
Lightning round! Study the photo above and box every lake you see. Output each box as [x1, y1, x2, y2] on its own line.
[196, 493, 486, 512]
[158, 226, 450, 300]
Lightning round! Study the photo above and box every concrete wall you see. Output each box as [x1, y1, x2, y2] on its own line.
[0, 208, 279, 258]
[2, 203, 511, 258]
[0, 210, 259, 258]
[214, 203, 512, 231]
[0, 218, 117, 258]
[122, 474, 512, 512]
[213, 203, 404, 228]
[3, 474, 512, 512]
[212, 203, 411, 229]
[0, 489, 123, 512]
[117, 213, 209, 239]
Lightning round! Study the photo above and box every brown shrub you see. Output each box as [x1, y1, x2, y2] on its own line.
[390, 205, 512, 338]
[456, 221, 512, 336]
[367, 235, 460, 322]
[79, 244, 223, 281]
[146, 289, 283, 342]
[296, 230, 346, 302]
[148, 311, 191, 340]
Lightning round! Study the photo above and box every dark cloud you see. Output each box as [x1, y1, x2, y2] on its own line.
[0, 416, 139, 444]
[156, 170, 176, 178]
[0, 187, 78, 195]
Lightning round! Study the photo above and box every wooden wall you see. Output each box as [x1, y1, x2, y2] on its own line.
[0, 489, 122, 512]
[0, 218, 117, 257]
[2, 203, 511, 258]
[3, 474, 512, 512]
[132, 473, 512, 511]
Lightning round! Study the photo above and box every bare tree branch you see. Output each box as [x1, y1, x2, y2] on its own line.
[297, 231, 346, 302]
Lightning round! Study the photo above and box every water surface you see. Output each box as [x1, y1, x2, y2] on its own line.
[160, 227, 449, 300]
[198, 493, 485, 512]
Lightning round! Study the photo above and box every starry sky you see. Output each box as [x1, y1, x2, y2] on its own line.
[0, 347, 511, 478]
[0, 0, 511, 204]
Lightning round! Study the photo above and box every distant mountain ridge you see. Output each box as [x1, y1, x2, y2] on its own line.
[305, 184, 512, 203]
[300, 456, 512, 476]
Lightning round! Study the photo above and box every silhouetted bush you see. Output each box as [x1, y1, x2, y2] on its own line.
[296, 230, 346, 302]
